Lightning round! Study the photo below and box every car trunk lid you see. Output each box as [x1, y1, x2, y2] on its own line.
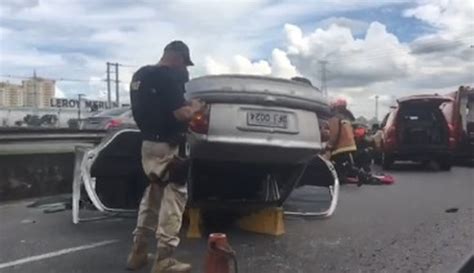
[397, 95, 452, 107]
[397, 95, 452, 150]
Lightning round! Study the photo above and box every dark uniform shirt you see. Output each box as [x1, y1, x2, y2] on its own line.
[130, 65, 188, 142]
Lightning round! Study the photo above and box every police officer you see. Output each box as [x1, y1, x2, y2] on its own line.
[127, 41, 202, 273]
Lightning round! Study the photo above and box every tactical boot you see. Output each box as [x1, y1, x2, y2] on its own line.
[126, 236, 148, 270]
[150, 247, 191, 273]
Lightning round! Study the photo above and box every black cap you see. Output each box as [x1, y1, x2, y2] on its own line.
[164, 40, 194, 66]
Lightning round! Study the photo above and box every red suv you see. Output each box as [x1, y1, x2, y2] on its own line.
[441, 86, 474, 160]
[380, 94, 454, 170]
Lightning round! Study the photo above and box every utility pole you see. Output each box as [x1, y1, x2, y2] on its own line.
[319, 60, 328, 96]
[106, 62, 111, 108]
[106, 62, 121, 108]
[115, 63, 119, 107]
[375, 95, 379, 122]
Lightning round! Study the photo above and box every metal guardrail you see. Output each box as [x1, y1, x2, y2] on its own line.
[0, 128, 109, 201]
[0, 128, 107, 143]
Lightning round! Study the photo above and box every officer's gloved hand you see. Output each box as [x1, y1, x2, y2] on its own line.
[187, 99, 205, 114]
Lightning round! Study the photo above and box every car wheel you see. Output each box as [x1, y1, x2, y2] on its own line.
[382, 153, 394, 170]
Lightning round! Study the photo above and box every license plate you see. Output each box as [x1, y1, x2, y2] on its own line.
[247, 110, 288, 129]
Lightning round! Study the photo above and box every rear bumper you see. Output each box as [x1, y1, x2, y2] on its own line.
[454, 138, 474, 158]
[389, 146, 452, 160]
[187, 133, 322, 164]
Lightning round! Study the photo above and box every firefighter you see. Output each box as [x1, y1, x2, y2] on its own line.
[325, 98, 360, 185]
[127, 41, 202, 273]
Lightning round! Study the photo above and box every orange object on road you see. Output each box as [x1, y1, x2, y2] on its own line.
[205, 233, 238, 273]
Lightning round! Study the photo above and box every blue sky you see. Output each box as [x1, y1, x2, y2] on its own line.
[0, 0, 472, 117]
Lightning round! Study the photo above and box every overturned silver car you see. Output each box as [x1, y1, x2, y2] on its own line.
[73, 75, 338, 223]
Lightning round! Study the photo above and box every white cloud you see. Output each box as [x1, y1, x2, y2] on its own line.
[233, 56, 272, 75]
[55, 86, 65, 98]
[270, 49, 299, 78]
[0, 0, 39, 12]
[204, 49, 298, 78]
[205, 57, 231, 75]
[0, 0, 472, 119]
[202, 1, 472, 118]
[403, 0, 474, 35]
[317, 17, 370, 35]
[205, 55, 271, 76]
[285, 22, 415, 88]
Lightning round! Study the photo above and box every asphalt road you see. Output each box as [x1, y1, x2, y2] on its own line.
[0, 163, 473, 273]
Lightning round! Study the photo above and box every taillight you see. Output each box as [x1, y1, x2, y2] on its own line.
[189, 111, 209, 134]
[105, 119, 122, 129]
[384, 125, 397, 151]
[448, 123, 456, 150]
[386, 126, 396, 139]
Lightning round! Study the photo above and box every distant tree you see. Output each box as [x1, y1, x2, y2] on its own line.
[40, 114, 58, 127]
[90, 103, 99, 112]
[67, 118, 80, 129]
[355, 116, 369, 125]
[368, 117, 379, 126]
[23, 115, 41, 127]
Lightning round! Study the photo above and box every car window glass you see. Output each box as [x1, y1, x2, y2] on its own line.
[380, 113, 389, 127]
[466, 97, 474, 122]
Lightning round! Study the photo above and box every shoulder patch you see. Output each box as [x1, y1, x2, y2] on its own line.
[130, 80, 141, 91]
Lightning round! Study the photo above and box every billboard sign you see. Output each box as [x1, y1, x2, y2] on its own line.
[50, 98, 118, 109]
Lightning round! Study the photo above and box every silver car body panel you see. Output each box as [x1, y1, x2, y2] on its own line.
[186, 75, 327, 164]
[185, 74, 329, 113]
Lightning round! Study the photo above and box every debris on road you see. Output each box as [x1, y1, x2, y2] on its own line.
[26, 194, 72, 213]
[43, 203, 68, 214]
[20, 219, 36, 224]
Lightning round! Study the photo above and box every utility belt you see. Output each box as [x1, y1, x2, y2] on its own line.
[144, 132, 188, 186]
[163, 133, 187, 158]
[142, 132, 185, 153]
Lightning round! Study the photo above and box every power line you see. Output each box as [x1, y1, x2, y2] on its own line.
[118, 63, 139, 68]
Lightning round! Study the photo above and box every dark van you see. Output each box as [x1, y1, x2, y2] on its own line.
[380, 94, 454, 170]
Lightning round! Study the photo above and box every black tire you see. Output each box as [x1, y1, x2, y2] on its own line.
[382, 153, 394, 170]
[439, 158, 452, 171]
